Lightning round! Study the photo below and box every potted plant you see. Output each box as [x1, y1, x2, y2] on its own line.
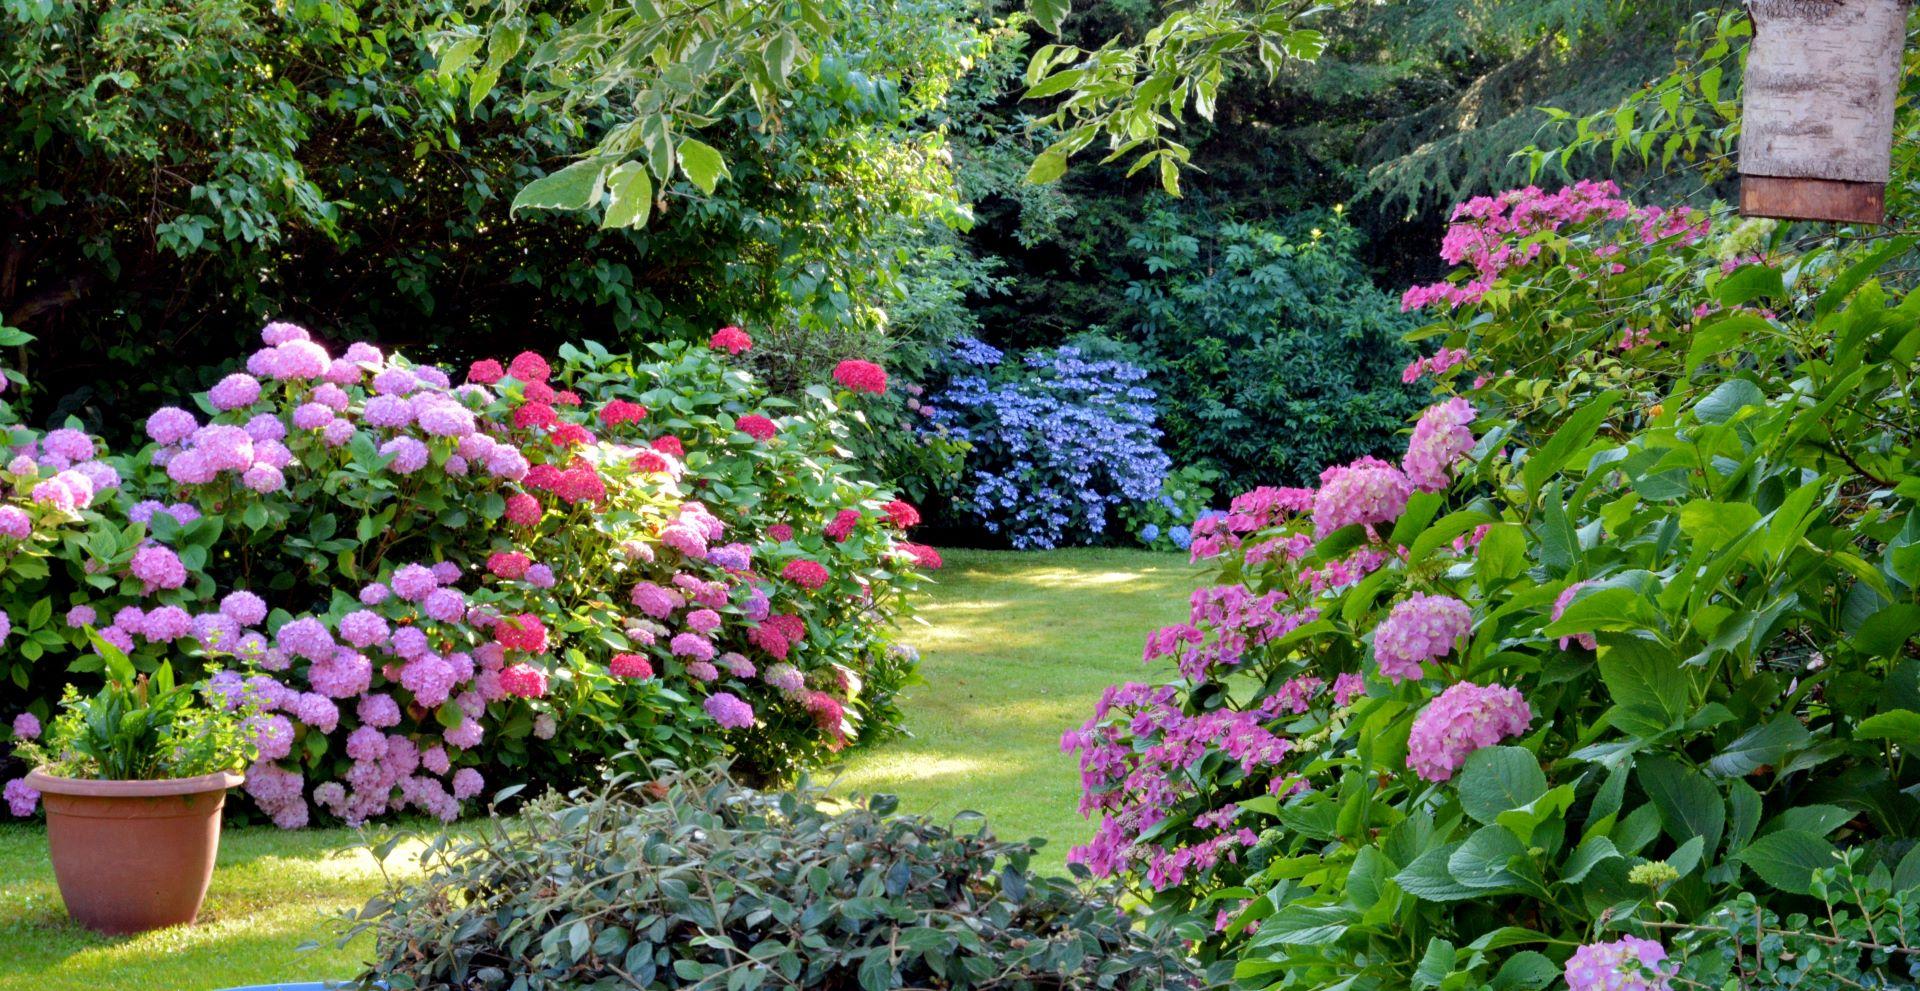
[14, 631, 254, 934]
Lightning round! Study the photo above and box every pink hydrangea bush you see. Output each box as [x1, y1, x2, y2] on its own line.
[1062, 182, 1832, 986]
[0, 327, 934, 822]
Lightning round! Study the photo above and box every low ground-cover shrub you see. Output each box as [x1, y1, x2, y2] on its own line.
[340, 764, 1196, 991]
[932, 338, 1171, 549]
[1065, 181, 1920, 988]
[0, 324, 936, 825]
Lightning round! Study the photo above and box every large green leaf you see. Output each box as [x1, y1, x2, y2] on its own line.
[1458, 746, 1549, 825]
[510, 158, 609, 215]
[1707, 716, 1811, 777]
[1637, 757, 1724, 858]
[1734, 829, 1839, 895]
[676, 138, 730, 195]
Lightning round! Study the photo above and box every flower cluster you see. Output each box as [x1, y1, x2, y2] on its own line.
[0, 324, 934, 823]
[1405, 681, 1531, 781]
[935, 345, 1170, 549]
[1564, 937, 1675, 991]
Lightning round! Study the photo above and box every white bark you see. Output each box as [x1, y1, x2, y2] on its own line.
[1739, 0, 1907, 184]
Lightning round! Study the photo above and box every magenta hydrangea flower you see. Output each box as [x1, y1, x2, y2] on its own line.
[380, 436, 430, 474]
[293, 403, 334, 430]
[11, 712, 40, 740]
[358, 582, 391, 605]
[219, 590, 268, 627]
[261, 321, 310, 346]
[64, 604, 95, 628]
[416, 403, 475, 438]
[131, 544, 188, 590]
[309, 650, 373, 698]
[1551, 581, 1599, 651]
[390, 563, 438, 602]
[4, 777, 38, 817]
[210, 373, 263, 411]
[322, 420, 356, 447]
[357, 693, 402, 728]
[498, 664, 547, 698]
[246, 713, 295, 761]
[1373, 592, 1472, 683]
[1404, 398, 1476, 493]
[1312, 456, 1411, 537]
[1406, 681, 1532, 781]
[686, 608, 721, 634]
[363, 394, 414, 428]
[372, 367, 418, 396]
[444, 718, 484, 749]
[242, 464, 285, 493]
[671, 633, 716, 662]
[339, 609, 390, 649]
[245, 414, 288, 443]
[1564, 937, 1674, 991]
[451, 768, 484, 800]
[704, 692, 755, 729]
[143, 605, 192, 641]
[43, 428, 94, 462]
[146, 406, 198, 445]
[268, 340, 330, 381]
[423, 588, 465, 623]
[277, 616, 337, 662]
[0, 506, 28, 539]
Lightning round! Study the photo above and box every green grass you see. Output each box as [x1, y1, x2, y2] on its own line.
[0, 547, 1196, 988]
[0, 821, 440, 991]
[832, 547, 1200, 869]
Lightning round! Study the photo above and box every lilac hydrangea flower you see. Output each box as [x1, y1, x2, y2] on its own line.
[1373, 592, 1472, 683]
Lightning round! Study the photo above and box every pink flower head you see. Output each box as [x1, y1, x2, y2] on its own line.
[832, 359, 888, 395]
[494, 613, 549, 654]
[1403, 398, 1476, 493]
[131, 544, 188, 591]
[498, 663, 548, 698]
[883, 500, 921, 528]
[598, 399, 647, 427]
[1312, 457, 1411, 537]
[468, 359, 504, 384]
[210, 373, 263, 411]
[1406, 681, 1532, 781]
[507, 351, 550, 383]
[1551, 581, 1600, 651]
[782, 559, 829, 590]
[146, 407, 199, 445]
[1373, 592, 1472, 683]
[5, 778, 39, 817]
[736, 413, 777, 441]
[610, 652, 654, 679]
[709, 326, 753, 355]
[1564, 937, 1675, 991]
[704, 692, 755, 729]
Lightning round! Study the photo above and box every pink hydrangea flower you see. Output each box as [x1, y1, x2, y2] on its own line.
[704, 692, 755, 728]
[782, 559, 829, 591]
[1551, 581, 1599, 650]
[1373, 592, 1472, 683]
[709, 326, 753, 354]
[1564, 937, 1674, 991]
[11, 712, 40, 740]
[131, 544, 188, 591]
[1311, 456, 1410, 538]
[1406, 681, 1532, 781]
[5, 778, 38, 817]
[1403, 398, 1476, 493]
[498, 663, 548, 698]
[831, 359, 887, 395]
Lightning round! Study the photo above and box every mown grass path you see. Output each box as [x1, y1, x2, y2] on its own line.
[832, 547, 1200, 869]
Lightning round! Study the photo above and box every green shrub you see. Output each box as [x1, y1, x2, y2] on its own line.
[1120, 208, 1422, 486]
[1063, 181, 1920, 989]
[340, 764, 1198, 991]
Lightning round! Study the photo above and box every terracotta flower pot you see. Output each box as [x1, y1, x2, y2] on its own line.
[26, 767, 244, 934]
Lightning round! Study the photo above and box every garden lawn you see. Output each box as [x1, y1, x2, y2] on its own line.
[0, 821, 439, 991]
[833, 547, 1200, 869]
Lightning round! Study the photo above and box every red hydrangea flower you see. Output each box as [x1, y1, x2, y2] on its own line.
[767, 523, 793, 542]
[523, 464, 563, 491]
[522, 380, 558, 403]
[487, 551, 532, 580]
[494, 613, 549, 654]
[652, 435, 685, 457]
[549, 423, 595, 448]
[806, 691, 848, 747]
[900, 543, 942, 570]
[767, 614, 806, 643]
[508, 351, 551, 383]
[783, 559, 829, 590]
[883, 500, 920, 528]
[468, 359, 505, 384]
[552, 464, 607, 504]
[832, 359, 888, 395]
[512, 402, 558, 430]
[609, 652, 654, 679]
[554, 390, 581, 407]
[823, 509, 860, 542]
[737, 414, 777, 441]
[599, 399, 648, 427]
[710, 326, 753, 355]
[505, 493, 543, 526]
[498, 662, 548, 698]
[632, 450, 670, 473]
[749, 623, 791, 659]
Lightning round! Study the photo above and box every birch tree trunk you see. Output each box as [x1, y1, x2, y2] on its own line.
[1739, 0, 1907, 224]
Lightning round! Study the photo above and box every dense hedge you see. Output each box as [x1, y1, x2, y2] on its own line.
[0, 322, 936, 824]
[1066, 182, 1920, 988]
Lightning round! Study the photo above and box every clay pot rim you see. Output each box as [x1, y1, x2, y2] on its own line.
[25, 768, 244, 798]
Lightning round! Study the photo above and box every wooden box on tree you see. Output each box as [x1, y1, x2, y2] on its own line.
[1739, 0, 1908, 224]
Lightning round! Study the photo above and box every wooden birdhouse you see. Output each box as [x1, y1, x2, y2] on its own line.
[1739, 0, 1908, 224]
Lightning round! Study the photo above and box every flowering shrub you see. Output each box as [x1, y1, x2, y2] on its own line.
[1064, 182, 1920, 988]
[933, 339, 1170, 548]
[0, 326, 935, 825]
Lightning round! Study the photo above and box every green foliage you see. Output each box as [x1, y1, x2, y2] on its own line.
[1065, 181, 1920, 989]
[342, 763, 1199, 991]
[18, 632, 251, 780]
[0, 0, 982, 424]
[1123, 208, 1420, 484]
